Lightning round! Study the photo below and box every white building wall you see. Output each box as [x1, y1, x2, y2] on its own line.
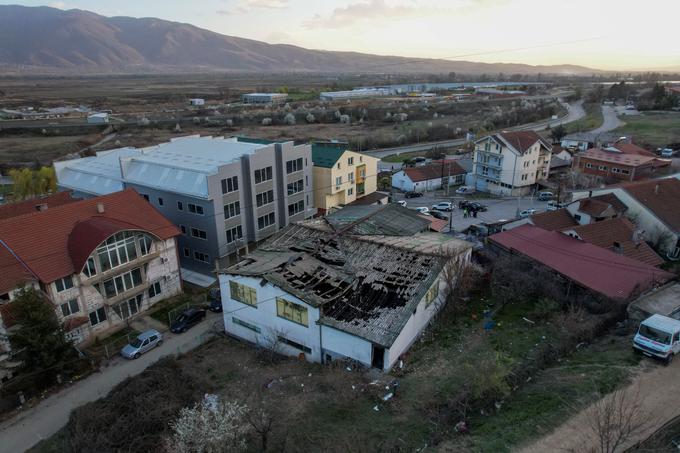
[320, 326, 373, 367]
[219, 275, 322, 363]
[391, 171, 415, 192]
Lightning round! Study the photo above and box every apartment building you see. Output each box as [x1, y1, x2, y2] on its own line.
[0, 190, 182, 349]
[470, 131, 552, 196]
[311, 144, 379, 215]
[54, 136, 315, 277]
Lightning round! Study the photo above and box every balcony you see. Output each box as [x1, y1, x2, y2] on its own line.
[81, 250, 160, 285]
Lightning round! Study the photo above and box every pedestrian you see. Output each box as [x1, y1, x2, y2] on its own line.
[473, 209, 478, 218]
[463, 208, 468, 218]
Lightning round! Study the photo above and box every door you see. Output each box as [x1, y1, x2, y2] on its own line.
[371, 345, 385, 369]
[140, 339, 150, 353]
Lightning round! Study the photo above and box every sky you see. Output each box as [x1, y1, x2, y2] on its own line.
[5, 0, 680, 70]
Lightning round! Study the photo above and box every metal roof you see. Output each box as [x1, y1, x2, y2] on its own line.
[311, 144, 346, 168]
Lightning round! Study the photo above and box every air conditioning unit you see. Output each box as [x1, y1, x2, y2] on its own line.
[160, 257, 168, 264]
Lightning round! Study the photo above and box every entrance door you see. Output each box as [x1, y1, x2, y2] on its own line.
[371, 345, 385, 369]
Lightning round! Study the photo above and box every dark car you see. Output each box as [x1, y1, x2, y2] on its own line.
[170, 308, 206, 333]
[467, 202, 488, 212]
[458, 200, 471, 209]
[430, 210, 448, 220]
[404, 191, 423, 198]
[208, 288, 222, 313]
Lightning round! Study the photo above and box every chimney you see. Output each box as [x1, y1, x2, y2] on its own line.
[612, 241, 623, 254]
[654, 184, 660, 195]
[96, 202, 105, 214]
[35, 203, 48, 212]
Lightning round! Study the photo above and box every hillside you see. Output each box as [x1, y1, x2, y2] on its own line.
[0, 5, 600, 75]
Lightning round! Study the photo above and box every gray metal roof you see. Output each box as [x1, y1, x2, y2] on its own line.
[326, 204, 430, 236]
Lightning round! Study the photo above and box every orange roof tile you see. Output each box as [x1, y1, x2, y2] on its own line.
[403, 161, 466, 182]
[530, 209, 579, 231]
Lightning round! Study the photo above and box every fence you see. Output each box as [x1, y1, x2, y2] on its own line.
[167, 302, 190, 326]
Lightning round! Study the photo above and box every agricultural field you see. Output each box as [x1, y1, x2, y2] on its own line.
[615, 112, 680, 148]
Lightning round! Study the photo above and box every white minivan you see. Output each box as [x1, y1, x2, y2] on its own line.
[633, 314, 680, 364]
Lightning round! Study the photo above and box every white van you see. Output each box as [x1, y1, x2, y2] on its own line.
[537, 191, 554, 201]
[661, 148, 675, 158]
[633, 314, 680, 364]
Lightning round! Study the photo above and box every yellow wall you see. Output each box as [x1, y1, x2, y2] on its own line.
[312, 150, 379, 212]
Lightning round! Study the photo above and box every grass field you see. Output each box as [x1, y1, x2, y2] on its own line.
[615, 112, 680, 148]
[566, 102, 604, 133]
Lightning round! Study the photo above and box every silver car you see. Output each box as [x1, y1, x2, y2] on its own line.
[121, 329, 163, 359]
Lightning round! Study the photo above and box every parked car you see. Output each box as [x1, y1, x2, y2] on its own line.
[121, 329, 163, 359]
[537, 191, 554, 201]
[396, 200, 407, 207]
[456, 186, 473, 194]
[208, 288, 222, 313]
[170, 308, 206, 333]
[660, 148, 675, 158]
[458, 200, 471, 209]
[519, 208, 537, 218]
[467, 202, 487, 212]
[633, 314, 680, 364]
[431, 202, 453, 212]
[414, 207, 430, 215]
[546, 200, 566, 211]
[404, 191, 423, 198]
[430, 210, 448, 220]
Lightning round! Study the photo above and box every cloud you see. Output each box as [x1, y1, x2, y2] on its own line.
[49, 1, 67, 9]
[303, 0, 511, 29]
[217, 0, 288, 15]
[266, 30, 294, 43]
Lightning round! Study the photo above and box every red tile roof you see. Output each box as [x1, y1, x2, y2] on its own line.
[498, 131, 548, 154]
[0, 302, 18, 328]
[609, 143, 656, 157]
[0, 192, 79, 220]
[567, 218, 665, 267]
[579, 149, 657, 167]
[489, 224, 673, 300]
[623, 178, 680, 233]
[589, 193, 627, 214]
[403, 161, 466, 182]
[0, 189, 180, 288]
[530, 209, 579, 231]
[577, 198, 617, 218]
[418, 214, 448, 232]
[0, 245, 36, 295]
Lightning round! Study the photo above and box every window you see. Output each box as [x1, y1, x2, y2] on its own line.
[257, 212, 276, 230]
[139, 235, 152, 255]
[141, 194, 149, 201]
[585, 163, 594, 169]
[188, 203, 204, 215]
[183, 247, 190, 257]
[612, 168, 620, 174]
[148, 281, 162, 298]
[348, 156, 354, 165]
[177, 201, 184, 211]
[256, 190, 274, 207]
[424, 281, 439, 306]
[221, 176, 239, 194]
[574, 214, 582, 221]
[180, 225, 186, 234]
[60, 299, 80, 317]
[226, 225, 243, 244]
[276, 297, 308, 326]
[232, 317, 261, 333]
[278, 335, 311, 354]
[113, 294, 142, 320]
[96, 231, 140, 272]
[194, 251, 210, 263]
[286, 158, 303, 174]
[335, 176, 342, 187]
[55, 276, 73, 293]
[191, 228, 207, 240]
[337, 162, 341, 169]
[102, 268, 143, 298]
[288, 200, 304, 217]
[254, 166, 273, 184]
[348, 172, 354, 182]
[158, 197, 164, 206]
[229, 281, 257, 307]
[347, 188, 354, 196]
[621, 169, 630, 175]
[89, 306, 107, 326]
[287, 179, 304, 195]
[83, 257, 97, 278]
[224, 201, 240, 219]
[598, 165, 608, 171]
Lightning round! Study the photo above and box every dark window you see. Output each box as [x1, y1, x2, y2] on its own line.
[288, 200, 305, 217]
[180, 225, 186, 234]
[277, 335, 311, 354]
[221, 176, 238, 194]
[224, 201, 240, 219]
[256, 190, 274, 207]
[286, 158, 303, 174]
[254, 167, 273, 184]
[141, 194, 149, 201]
[191, 228, 207, 240]
[55, 276, 74, 293]
[194, 251, 210, 263]
[89, 306, 107, 326]
[60, 299, 79, 317]
[226, 225, 243, 244]
[177, 201, 184, 211]
[257, 212, 276, 230]
[183, 248, 190, 257]
[188, 203, 204, 215]
[148, 281, 162, 298]
[287, 179, 304, 195]
[158, 198, 164, 206]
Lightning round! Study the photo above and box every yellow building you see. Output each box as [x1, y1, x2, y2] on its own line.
[311, 145, 380, 214]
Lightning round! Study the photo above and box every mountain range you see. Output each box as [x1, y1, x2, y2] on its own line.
[0, 5, 601, 75]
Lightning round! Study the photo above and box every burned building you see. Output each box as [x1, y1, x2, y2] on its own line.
[218, 204, 472, 371]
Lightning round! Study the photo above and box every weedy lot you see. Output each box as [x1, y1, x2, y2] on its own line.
[614, 112, 680, 148]
[31, 288, 646, 453]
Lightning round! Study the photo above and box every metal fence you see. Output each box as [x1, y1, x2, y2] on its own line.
[167, 302, 190, 326]
[102, 332, 135, 360]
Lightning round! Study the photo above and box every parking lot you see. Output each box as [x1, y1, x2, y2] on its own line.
[392, 190, 552, 232]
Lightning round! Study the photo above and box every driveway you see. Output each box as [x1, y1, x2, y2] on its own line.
[591, 104, 625, 134]
[394, 191, 550, 232]
[517, 358, 680, 453]
[0, 312, 223, 453]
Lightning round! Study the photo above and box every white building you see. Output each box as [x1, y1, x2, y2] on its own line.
[241, 93, 288, 104]
[87, 112, 109, 124]
[470, 131, 552, 196]
[219, 212, 472, 371]
[319, 88, 391, 101]
[391, 161, 467, 193]
[189, 98, 206, 106]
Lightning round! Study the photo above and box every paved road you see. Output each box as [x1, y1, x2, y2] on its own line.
[0, 312, 223, 453]
[518, 358, 676, 453]
[591, 104, 625, 134]
[367, 100, 586, 160]
[394, 191, 550, 232]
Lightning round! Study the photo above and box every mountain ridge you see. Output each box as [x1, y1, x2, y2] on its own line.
[0, 5, 602, 75]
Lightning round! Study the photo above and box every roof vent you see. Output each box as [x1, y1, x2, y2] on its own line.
[96, 202, 105, 214]
[35, 203, 48, 212]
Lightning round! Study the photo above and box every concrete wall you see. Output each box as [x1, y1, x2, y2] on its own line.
[320, 325, 373, 367]
[220, 275, 322, 363]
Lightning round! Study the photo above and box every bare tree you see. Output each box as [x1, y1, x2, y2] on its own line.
[246, 397, 275, 452]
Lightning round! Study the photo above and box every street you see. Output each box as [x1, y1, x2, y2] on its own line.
[0, 312, 224, 453]
[393, 190, 551, 232]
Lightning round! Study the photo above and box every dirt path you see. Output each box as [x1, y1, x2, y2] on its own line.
[517, 359, 680, 453]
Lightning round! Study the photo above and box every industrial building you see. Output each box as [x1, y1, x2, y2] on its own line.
[319, 88, 391, 101]
[242, 93, 288, 104]
[54, 136, 315, 282]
